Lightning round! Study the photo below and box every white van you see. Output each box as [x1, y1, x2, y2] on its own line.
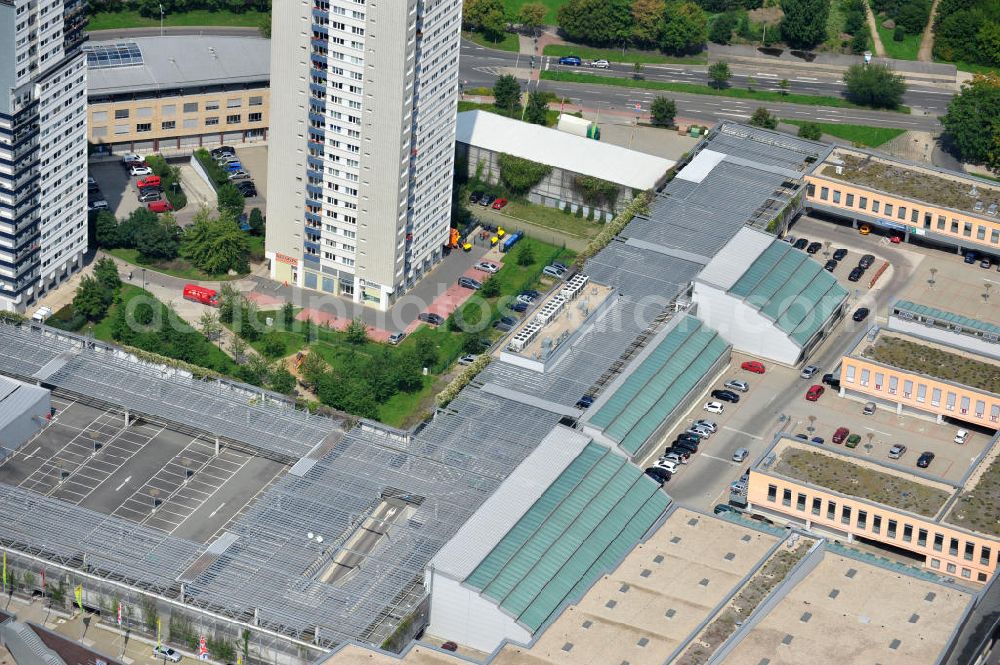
[32, 306, 52, 323]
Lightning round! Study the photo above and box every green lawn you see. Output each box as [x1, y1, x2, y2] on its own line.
[540, 70, 911, 113]
[494, 199, 603, 239]
[462, 30, 520, 52]
[86, 9, 267, 31]
[107, 248, 247, 282]
[941, 59, 1000, 75]
[875, 21, 921, 60]
[543, 43, 708, 65]
[502, 0, 566, 23]
[782, 119, 907, 147]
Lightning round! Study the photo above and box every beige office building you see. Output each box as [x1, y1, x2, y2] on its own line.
[84, 35, 270, 154]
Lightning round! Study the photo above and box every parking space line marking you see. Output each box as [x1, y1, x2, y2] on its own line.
[864, 426, 894, 436]
[115, 476, 133, 491]
[721, 426, 763, 440]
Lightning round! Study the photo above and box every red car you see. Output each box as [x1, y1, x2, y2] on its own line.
[805, 384, 825, 401]
[832, 427, 849, 444]
[741, 360, 766, 374]
[890, 235, 902, 244]
[492, 197, 508, 210]
[441, 642, 458, 652]
[137, 175, 161, 189]
[147, 200, 174, 213]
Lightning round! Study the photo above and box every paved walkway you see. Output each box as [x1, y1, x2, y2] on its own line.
[865, 0, 888, 57]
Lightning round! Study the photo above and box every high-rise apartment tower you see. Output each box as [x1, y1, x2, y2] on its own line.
[266, 0, 461, 310]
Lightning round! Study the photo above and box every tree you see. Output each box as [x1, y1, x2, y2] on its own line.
[517, 2, 547, 34]
[843, 63, 906, 108]
[492, 74, 522, 115]
[463, 0, 507, 42]
[228, 333, 247, 365]
[181, 210, 250, 275]
[299, 351, 328, 386]
[345, 317, 368, 344]
[650, 96, 677, 127]
[217, 183, 246, 221]
[94, 210, 119, 248]
[632, 0, 666, 47]
[779, 0, 829, 48]
[708, 60, 732, 88]
[269, 366, 296, 394]
[778, 78, 790, 95]
[749, 107, 778, 129]
[660, 1, 708, 53]
[414, 336, 438, 369]
[200, 311, 222, 341]
[941, 73, 1000, 171]
[850, 30, 869, 54]
[93, 257, 121, 293]
[709, 12, 736, 44]
[261, 332, 286, 358]
[516, 243, 535, 266]
[462, 332, 486, 354]
[893, 25, 905, 41]
[258, 11, 271, 38]
[248, 207, 265, 236]
[480, 276, 501, 297]
[523, 91, 549, 125]
[797, 122, 823, 139]
[557, 0, 634, 46]
[281, 301, 295, 328]
[73, 276, 111, 321]
[136, 218, 180, 260]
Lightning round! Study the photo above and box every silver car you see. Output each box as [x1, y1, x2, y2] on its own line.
[724, 379, 749, 392]
[800, 364, 820, 379]
[731, 447, 750, 462]
[888, 444, 907, 459]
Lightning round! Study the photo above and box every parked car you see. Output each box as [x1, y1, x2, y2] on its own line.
[805, 384, 825, 401]
[852, 307, 870, 322]
[806, 241, 823, 254]
[954, 429, 969, 444]
[153, 647, 181, 662]
[704, 401, 725, 414]
[576, 395, 595, 409]
[458, 354, 478, 365]
[731, 447, 750, 462]
[811, 436, 825, 445]
[671, 439, 699, 453]
[664, 447, 691, 461]
[832, 248, 848, 261]
[543, 264, 567, 277]
[479, 194, 496, 207]
[474, 261, 499, 273]
[236, 182, 258, 197]
[130, 164, 153, 177]
[917, 451, 936, 468]
[508, 301, 528, 313]
[823, 259, 838, 272]
[982, 258, 993, 269]
[724, 379, 749, 392]
[121, 152, 142, 164]
[551, 261, 569, 272]
[822, 373, 840, 388]
[832, 427, 849, 444]
[521, 289, 540, 299]
[800, 364, 820, 379]
[493, 316, 516, 332]
[558, 55, 582, 65]
[137, 175, 161, 189]
[782, 235, 796, 244]
[138, 190, 161, 203]
[888, 443, 907, 459]
[660, 452, 687, 465]
[845, 434, 861, 448]
[859, 223, 871, 235]
[741, 360, 766, 374]
[516, 293, 536, 305]
[469, 190, 484, 204]
[492, 197, 508, 209]
[714, 504, 739, 515]
[228, 170, 251, 181]
[211, 146, 236, 158]
[418, 312, 444, 326]
[88, 200, 109, 211]
[441, 642, 458, 653]
[686, 426, 712, 439]
[793, 238, 809, 250]
[693, 419, 718, 432]
[848, 267, 864, 282]
[711, 389, 740, 403]
[890, 235, 903, 244]
[858, 254, 876, 269]
[458, 276, 481, 290]
[964, 252, 978, 264]
[652, 459, 680, 474]
[862, 401, 877, 415]
[590, 59, 611, 68]
[645, 467, 671, 485]
[387, 332, 405, 345]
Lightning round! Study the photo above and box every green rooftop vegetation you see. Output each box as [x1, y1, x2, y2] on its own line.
[824, 154, 1000, 212]
[775, 447, 951, 517]
[862, 335, 1000, 394]
[948, 456, 1000, 537]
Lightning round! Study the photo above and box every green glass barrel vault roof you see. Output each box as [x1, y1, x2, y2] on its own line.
[728, 242, 848, 346]
[588, 316, 730, 455]
[894, 300, 1000, 337]
[464, 441, 670, 632]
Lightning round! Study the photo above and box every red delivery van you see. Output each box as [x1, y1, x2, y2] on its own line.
[183, 284, 219, 306]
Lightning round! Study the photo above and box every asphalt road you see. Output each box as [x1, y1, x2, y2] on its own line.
[459, 41, 951, 131]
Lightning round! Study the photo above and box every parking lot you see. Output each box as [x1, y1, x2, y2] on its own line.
[3, 397, 286, 543]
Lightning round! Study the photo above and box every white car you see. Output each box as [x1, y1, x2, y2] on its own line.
[660, 452, 687, 465]
[543, 265, 566, 278]
[130, 164, 153, 177]
[121, 152, 141, 164]
[693, 419, 717, 432]
[954, 429, 969, 444]
[458, 354, 478, 366]
[724, 379, 749, 392]
[686, 426, 712, 439]
[474, 261, 499, 274]
[152, 646, 181, 662]
[590, 59, 610, 68]
[653, 459, 679, 474]
[703, 401, 725, 414]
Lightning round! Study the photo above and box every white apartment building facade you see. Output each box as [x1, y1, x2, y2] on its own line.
[265, 0, 461, 310]
[0, 0, 88, 313]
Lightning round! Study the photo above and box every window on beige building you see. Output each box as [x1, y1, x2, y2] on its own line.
[92, 126, 108, 137]
[137, 123, 151, 133]
[114, 123, 129, 134]
[249, 95, 263, 106]
[137, 107, 153, 118]
[183, 102, 198, 113]
[206, 117, 219, 126]
[161, 120, 176, 130]
[249, 112, 263, 123]
[162, 104, 176, 115]
[183, 118, 198, 129]
[227, 98, 242, 108]
[206, 100, 220, 110]
[114, 109, 129, 119]
[93, 110, 108, 122]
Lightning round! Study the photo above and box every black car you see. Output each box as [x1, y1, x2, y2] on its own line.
[806, 241, 823, 254]
[576, 395, 595, 409]
[848, 267, 864, 282]
[916, 451, 935, 468]
[237, 182, 257, 196]
[644, 467, 671, 485]
[210, 146, 236, 158]
[418, 312, 445, 326]
[676, 432, 702, 443]
[793, 238, 809, 250]
[520, 290, 540, 299]
[480, 194, 496, 207]
[469, 190, 484, 204]
[822, 373, 840, 389]
[832, 248, 848, 261]
[509, 301, 528, 313]
[711, 389, 740, 403]
[671, 440, 699, 453]
[664, 447, 691, 460]
[823, 259, 838, 272]
[858, 254, 876, 269]
[852, 307, 870, 322]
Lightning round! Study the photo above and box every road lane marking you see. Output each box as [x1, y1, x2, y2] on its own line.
[864, 427, 893, 436]
[208, 502, 227, 518]
[700, 454, 740, 465]
[722, 426, 763, 439]
[23, 447, 41, 459]
[114, 476, 132, 491]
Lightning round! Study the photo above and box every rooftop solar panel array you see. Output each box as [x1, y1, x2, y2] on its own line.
[83, 41, 143, 69]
